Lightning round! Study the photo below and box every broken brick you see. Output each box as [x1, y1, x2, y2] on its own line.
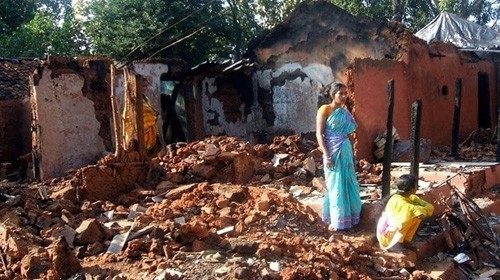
[224, 186, 248, 203]
[75, 218, 104, 244]
[49, 238, 81, 279]
[192, 163, 217, 179]
[21, 253, 49, 279]
[233, 153, 255, 184]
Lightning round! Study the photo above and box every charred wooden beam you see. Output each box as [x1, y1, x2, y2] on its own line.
[382, 80, 395, 198]
[451, 78, 462, 159]
[410, 100, 422, 185]
[497, 107, 500, 162]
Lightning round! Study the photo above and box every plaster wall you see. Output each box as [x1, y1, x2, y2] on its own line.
[32, 70, 106, 180]
[131, 62, 169, 113]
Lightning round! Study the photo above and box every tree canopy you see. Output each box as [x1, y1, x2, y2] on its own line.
[0, 0, 498, 63]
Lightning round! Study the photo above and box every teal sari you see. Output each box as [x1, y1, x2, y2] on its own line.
[322, 107, 362, 230]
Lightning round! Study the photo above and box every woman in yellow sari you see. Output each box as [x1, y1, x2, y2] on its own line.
[377, 174, 434, 250]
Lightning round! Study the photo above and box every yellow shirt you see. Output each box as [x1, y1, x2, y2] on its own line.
[385, 194, 435, 226]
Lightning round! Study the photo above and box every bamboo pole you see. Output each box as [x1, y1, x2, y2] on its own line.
[133, 75, 146, 160]
[123, 68, 131, 151]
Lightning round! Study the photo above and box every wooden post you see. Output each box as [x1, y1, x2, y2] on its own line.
[497, 107, 500, 162]
[110, 64, 123, 159]
[134, 75, 146, 160]
[410, 100, 422, 186]
[382, 80, 395, 198]
[451, 78, 462, 159]
[123, 68, 131, 151]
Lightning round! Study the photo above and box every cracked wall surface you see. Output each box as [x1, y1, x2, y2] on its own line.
[199, 74, 265, 139]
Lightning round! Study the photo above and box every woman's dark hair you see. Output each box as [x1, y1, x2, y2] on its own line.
[395, 174, 417, 193]
[323, 82, 346, 98]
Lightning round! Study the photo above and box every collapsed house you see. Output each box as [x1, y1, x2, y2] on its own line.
[181, 1, 498, 161]
[0, 2, 498, 279]
[27, 57, 187, 180]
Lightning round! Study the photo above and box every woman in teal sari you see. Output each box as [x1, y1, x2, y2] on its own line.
[316, 82, 361, 230]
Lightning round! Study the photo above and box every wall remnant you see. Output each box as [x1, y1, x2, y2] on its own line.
[31, 56, 113, 180]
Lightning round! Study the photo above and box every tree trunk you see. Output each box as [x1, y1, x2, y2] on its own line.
[226, 0, 243, 59]
[392, 0, 403, 22]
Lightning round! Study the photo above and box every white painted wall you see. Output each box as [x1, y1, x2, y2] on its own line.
[252, 62, 333, 134]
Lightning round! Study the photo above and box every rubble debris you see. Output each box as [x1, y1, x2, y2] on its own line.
[157, 135, 386, 195]
[107, 229, 132, 254]
[356, 159, 383, 185]
[0, 176, 430, 279]
[2, 134, 485, 278]
[48, 237, 81, 279]
[75, 219, 104, 244]
[431, 129, 497, 162]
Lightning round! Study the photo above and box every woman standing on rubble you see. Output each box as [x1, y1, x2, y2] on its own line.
[316, 82, 362, 231]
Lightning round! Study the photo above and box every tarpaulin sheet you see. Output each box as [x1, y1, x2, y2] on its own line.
[415, 12, 500, 49]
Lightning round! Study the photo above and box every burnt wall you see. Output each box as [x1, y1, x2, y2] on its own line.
[179, 64, 262, 141]
[353, 43, 497, 161]
[248, 1, 413, 136]
[0, 59, 37, 164]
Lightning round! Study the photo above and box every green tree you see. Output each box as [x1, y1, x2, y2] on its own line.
[391, 0, 498, 30]
[81, 0, 263, 64]
[0, 0, 87, 57]
[252, 0, 306, 28]
[0, 0, 36, 34]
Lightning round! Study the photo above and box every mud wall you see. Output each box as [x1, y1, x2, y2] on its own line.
[32, 58, 112, 180]
[353, 44, 497, 160]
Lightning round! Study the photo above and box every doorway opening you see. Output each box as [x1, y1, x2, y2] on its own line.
[477, 73, 491, 128]
[160, 74, 188, 144]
